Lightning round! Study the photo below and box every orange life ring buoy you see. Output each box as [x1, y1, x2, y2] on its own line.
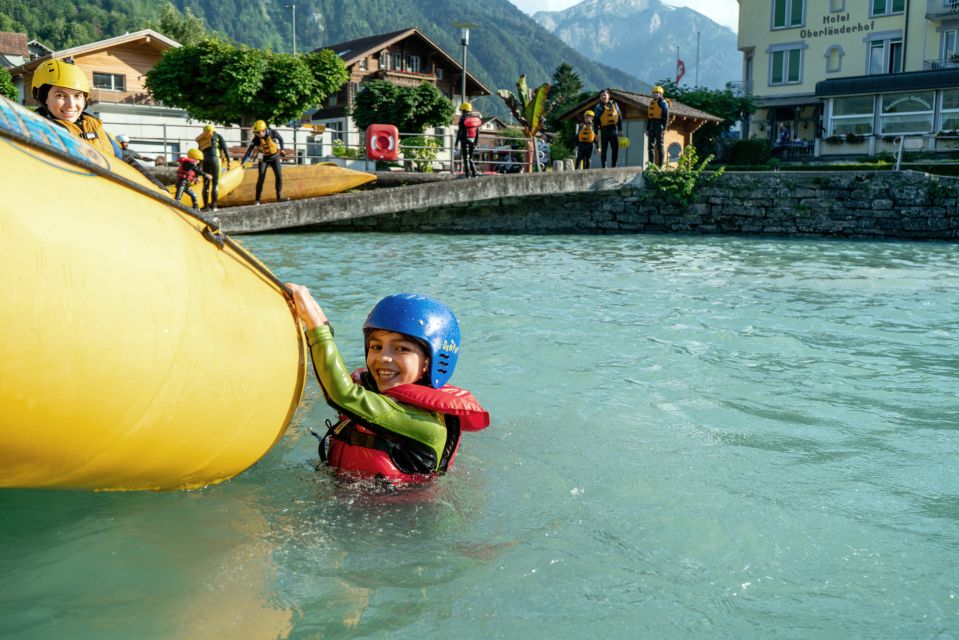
[366, 124, 399, 161]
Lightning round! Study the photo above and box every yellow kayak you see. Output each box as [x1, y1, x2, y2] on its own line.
[218, 162, 376, 206]
[167, 163, 245, 209]
[0, 97, 305, 491]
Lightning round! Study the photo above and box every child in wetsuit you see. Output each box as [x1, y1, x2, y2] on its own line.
[287, 284, 489, 488]
[174, 148, 210, 210]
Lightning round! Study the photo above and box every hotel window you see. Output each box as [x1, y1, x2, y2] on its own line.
[871, 0, 904, 16]
[880, 92, 935, 134]
[393, 52, 403, 70]
[829, 96, 875, 136]
[359, 57, 368, 71]
[940, 89, 959, 131]
[92, 72, 125, 91]
[380, 52, 390, 70]
[868, 36, 902, 74]
[825, 45, 843, 73]
[407, 55, 421, 73]
[942, 30, 958, 65]
[769, 45, 803, 85]
[435, 67, 443, 79]
[772, 0, 804, 29]
[829, 0, 844, 11]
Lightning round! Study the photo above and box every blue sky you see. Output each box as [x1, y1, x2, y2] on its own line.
[508, 0, 739, 32]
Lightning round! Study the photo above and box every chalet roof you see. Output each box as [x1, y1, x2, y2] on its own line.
[0, 32, 29, 57]
[28, 39, 53, 55]
[559, 89, 724, 126]
[315, 26, 490, 96]
[8, 29, 179, 75]
[320, 28, 413, 62]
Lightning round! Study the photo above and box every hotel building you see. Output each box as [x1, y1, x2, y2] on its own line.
[737, 0, 959, 156]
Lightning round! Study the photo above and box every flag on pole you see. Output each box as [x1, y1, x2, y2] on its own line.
[675, 58, 686, 84]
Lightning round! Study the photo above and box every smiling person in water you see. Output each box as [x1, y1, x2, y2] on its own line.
[288, 284, 490, 489]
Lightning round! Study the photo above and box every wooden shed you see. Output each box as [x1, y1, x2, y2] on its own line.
[558, 89, 723, 168]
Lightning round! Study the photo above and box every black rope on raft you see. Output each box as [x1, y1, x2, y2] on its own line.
[0, 125, 293, 299]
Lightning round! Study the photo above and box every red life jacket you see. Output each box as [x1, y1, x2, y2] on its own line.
[324, 372, 489, 486]
[176, 157, 199, 182]
[462, 115, 482, 139]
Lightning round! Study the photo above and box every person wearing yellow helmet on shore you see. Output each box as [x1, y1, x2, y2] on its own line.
[241, 119, 285, 205]
[196, 123, 231, 212]
[593, 89, 623, 168]
[174, 148, 211, 210]
[574, 109, 598, 170]
[647, 85, 671, 168]
[455, 102, 482, 178]
[31, 58, 122, 159]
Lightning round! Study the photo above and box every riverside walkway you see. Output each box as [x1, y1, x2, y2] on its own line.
[215, 167, 646, 234]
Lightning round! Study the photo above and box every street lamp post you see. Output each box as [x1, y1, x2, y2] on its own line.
[286, 3, 297, 55]
[453, 22, 478, 107]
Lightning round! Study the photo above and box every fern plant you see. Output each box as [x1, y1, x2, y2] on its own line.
[643, 145, 723, 205]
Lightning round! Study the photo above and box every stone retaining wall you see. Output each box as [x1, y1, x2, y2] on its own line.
[314, 171, 959, 240]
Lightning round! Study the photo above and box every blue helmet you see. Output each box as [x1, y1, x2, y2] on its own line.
[363, 294, 460, 388]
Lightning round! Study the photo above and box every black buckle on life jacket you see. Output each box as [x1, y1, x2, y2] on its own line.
[315, 417, 349, 463]
[82, 131, 98, 140]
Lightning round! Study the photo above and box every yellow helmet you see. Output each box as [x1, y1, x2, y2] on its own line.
[252, 120, 267, 132]
[31, 58, 89, 100]
[203, 124, 215, 134]
[653, 85, 665, 95]
[187, 148, 204, 160]
[584, 110, 595, 117]
[459, 102, 472, 112]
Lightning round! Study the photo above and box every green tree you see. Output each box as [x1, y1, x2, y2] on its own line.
[145, 39, 348, 128]
[0, 68, 17, 101]
[146, 3, 211, 45]
[545, 64, 589, 153]
[654, 79, 757, 159]
[549, 63, 582, 112]
[350, 79, 454, 133]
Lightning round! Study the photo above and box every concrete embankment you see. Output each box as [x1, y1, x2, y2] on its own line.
[215, 169, 959, 241]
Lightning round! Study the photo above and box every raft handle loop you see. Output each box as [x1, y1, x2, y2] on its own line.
[202, 217, 226, 249]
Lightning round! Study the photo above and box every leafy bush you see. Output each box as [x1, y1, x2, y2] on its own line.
[644, 145, 724, 205]
[401, 135, 441, 172]
[331, 139, 358, 159]
[726, 138, 772, 165]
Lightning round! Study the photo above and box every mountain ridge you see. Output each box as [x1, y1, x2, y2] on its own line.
[0, 0, 650, 116]
[531, 0, 741, 91]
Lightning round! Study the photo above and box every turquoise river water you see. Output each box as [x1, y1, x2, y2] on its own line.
[2, 233, 958, 639]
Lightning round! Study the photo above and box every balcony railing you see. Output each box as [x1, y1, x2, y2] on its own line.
[88, 88, 158, 106]
[923, 57, 959, 69]
[926, 0, 959, 18]
[725, 81, 752, 96]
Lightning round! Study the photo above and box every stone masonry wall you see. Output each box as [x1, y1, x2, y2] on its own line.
[315, 171, 959, 240]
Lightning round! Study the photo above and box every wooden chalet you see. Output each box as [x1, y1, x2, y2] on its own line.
[310, 27, 490, 127]
[559, 89, 723, 168]
[8, 29, 179, 108]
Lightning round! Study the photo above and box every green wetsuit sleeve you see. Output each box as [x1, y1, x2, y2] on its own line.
[305, 325, 449, 467]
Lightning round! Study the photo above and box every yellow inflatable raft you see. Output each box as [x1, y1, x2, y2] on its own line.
[218, 162, 376, 206]
[0, 98, 305, 491]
